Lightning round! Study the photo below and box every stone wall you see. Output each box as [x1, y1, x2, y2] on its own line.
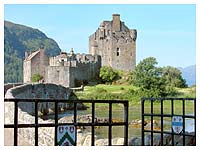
[4, 83, 90, 146]
[4, 83, 23, 96]
[70, 59, 101, 84]
[4, 102, 55, 146]
[46, 55, 101, 88]
[46, 66, 71, 88]
[89, 14, 137, 72]
[5, 83, 72, 115]
[23, 48, 49, 83]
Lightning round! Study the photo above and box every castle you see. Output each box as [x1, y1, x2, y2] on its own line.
[23, 14, 137, 87]
[89, 14, 137, 71]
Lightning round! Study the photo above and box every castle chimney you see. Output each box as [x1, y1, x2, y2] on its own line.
[25, 50, 29, 59]
[112, 14, 121, 31]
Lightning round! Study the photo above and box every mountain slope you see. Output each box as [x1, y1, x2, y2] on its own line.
[178, 65, 196, 86]
[4, 21, 61, 83]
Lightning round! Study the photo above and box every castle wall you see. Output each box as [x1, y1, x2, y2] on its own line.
[46, 57, 101, 88]
[24, 14, 136, 88]
[31, 53, 40, 76]
[23, 61, 31, 83]
[70, 60, 101, 83]
[39, 48, 49, 79]
[46, 53, 101, 88]
[73, 55, 101, 86]
[23, 49, 49, 83]
[110, 41, 136, 71]
[89, 14, 137, 72]
[45, 66, 71, 87]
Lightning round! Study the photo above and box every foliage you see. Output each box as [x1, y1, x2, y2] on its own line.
[31, 73, 43, 82]
[162, 66, 187, 88]
[75, 84, 196, 104]
[4, 52, 23, 83]
[128, 57, 189, 97]
[128, 57, 167, 97]
[4, 21, 61, 83]
[99, 66, 119, 84]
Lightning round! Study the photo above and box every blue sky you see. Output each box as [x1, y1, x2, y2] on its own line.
[4, 4, 196, 68]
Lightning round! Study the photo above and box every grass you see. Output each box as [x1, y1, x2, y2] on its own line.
[83, 84, 138, 93]
[74, 84, 195, 139]
[75, 84, 196, 119]
[174, 86, 196, 98]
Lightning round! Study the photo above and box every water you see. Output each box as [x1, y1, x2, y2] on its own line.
[42, 107, 195, 140]
[185, 118, 195, 132]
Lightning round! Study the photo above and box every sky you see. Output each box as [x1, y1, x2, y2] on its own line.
[4, 4, 196, 68]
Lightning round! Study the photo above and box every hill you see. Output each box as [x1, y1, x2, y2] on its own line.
[178, 65, 196, 86]
[4, 21, 61, 83]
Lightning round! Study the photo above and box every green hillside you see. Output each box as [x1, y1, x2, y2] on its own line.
[4, 21, 61, 83]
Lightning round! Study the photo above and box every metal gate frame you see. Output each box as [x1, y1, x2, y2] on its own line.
[141, 98, 196, 146]
[4, 98, 129, 146]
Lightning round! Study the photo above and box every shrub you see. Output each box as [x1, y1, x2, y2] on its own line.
[99, 66, 118, 84]
[31, 73, 43, 82]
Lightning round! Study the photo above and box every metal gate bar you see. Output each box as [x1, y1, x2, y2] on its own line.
[4, 98, 129, 146]
[141, 98, 196, 146]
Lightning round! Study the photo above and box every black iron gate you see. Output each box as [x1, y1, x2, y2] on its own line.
[4, 98, 129, 146]
[141, 98, 196, 146]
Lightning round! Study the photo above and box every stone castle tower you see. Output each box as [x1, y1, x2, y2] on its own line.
[23, 14, 136, 88]
[23, 46, 49, 83]
[89, 14, 137, 71]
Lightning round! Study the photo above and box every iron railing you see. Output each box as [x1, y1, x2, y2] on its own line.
[4, 98, 129, 146]
[141, 98, 196, 146]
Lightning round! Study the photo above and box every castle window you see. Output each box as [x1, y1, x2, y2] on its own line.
[116, 48, 120, 56]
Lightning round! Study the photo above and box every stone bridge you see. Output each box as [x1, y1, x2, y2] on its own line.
[5, 83, 73, 116]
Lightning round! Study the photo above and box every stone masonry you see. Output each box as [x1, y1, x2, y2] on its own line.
[23, 14, 137, 87]
[89, 14, 137, 71]
[5, 83, 72, 116]
[24, 48, 101, 88]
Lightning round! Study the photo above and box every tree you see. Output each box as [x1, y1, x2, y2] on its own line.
[31, 73, 43, 82]
[99, 66, 118, 84]
[129, 57, 163, 88]
[4, 21, 61, 83]
[162, 66, 187, 88]
[129, 57, 166, 97]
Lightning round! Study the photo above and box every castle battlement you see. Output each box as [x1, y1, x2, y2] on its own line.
[89, 14, 137, 71]
[23, 14, 136, 87]
[49, 49, 100, 67]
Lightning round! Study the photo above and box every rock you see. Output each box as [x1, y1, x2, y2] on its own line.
[144, 134, 151, 145]
[153, 134, 161, 146]
[129, 137, 141, 146]
[145, 120, 160, 131]
[59, 116, 73, 123]
[116, 138, 124, 145]
[82, 134, 97, 146]
[163, 134, 171, 145]
[95, 139, 108, 146]
[112, 118, 123, 123]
